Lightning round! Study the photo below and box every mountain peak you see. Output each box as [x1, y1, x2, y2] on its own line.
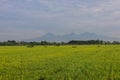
[81, 32, 97, 35]
[27, 32, 120, 42]
[70, 32, 76, 35]
[44, 33, 54, 37]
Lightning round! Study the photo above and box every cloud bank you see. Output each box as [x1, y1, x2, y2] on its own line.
[0, 0, 120, 41]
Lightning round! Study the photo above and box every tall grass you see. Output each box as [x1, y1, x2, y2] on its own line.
[0, 45, 120, 80]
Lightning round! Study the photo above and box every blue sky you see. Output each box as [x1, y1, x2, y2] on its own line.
[0, 0, 120, 41]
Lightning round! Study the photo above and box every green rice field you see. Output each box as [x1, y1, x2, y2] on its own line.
[0, 45, 120, 80]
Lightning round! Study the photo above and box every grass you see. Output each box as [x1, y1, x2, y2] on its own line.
[0, 45, 120, 80]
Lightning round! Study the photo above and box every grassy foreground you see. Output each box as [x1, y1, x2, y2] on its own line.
[0, 45, 120, 80]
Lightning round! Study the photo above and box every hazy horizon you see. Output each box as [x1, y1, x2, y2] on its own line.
[0, 0, 120, 41]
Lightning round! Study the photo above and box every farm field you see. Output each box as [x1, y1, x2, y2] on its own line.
[0, 45, 120, 80]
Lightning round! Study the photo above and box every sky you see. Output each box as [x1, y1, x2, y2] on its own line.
[0, 0, 120, 41]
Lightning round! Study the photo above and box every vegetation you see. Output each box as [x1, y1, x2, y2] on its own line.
[0, 40, 120, 46]
[0, 45, 120, 80]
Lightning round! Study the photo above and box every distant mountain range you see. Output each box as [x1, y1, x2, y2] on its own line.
[27, 32, 120, 42]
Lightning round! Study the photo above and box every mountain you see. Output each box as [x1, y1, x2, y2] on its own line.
[27, 32, 120, 42]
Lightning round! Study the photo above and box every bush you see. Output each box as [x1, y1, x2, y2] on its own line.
[27, 44, 34, 48]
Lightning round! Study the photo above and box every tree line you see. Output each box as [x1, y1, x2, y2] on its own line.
[0, 40, 120, 46]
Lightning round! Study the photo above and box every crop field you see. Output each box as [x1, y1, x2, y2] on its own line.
[0, 45, 120, 80]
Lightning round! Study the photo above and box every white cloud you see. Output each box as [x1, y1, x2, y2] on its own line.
[0, 0, 120, 40]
